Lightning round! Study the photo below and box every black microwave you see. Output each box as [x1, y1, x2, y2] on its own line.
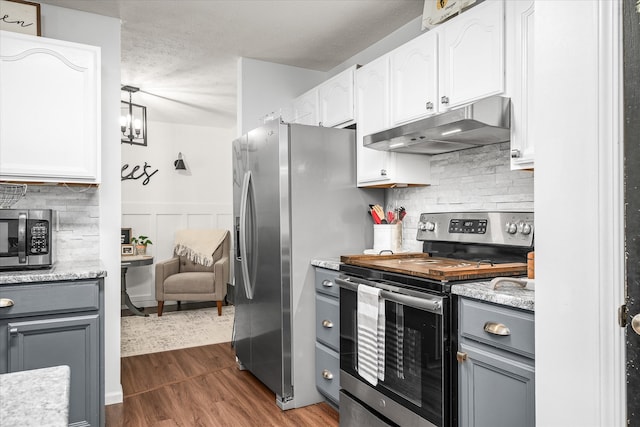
[0, 209, 53, 270]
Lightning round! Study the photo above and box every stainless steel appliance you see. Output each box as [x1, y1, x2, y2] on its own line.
[232, 119, 382, 409]
[338, 211, 534, 427]
[0, 209, 53, 270]
[364, 96, 511, 154]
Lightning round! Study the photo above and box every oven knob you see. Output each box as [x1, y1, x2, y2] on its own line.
[424, 221, 435, 231]
[505, 222, 517, 234]
[418, 222, 427, 231]
[521, 223, 532, 235]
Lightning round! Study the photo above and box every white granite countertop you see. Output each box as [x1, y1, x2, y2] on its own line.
[0, 365, 70, 426]
[0, 260, 107, 285]
[311, 258, 341, 271]
[451, 280, 535, 311]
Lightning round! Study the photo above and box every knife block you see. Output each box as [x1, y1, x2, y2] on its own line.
[373, 223, 402, 254]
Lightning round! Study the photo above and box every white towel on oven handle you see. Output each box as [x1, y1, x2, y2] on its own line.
[357, 284, 385, 386]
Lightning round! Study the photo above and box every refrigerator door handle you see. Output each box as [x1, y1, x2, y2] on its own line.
[239, 170, 255, 300]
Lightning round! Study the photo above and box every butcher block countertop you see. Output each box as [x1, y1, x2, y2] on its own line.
[340, 253, 527, 282]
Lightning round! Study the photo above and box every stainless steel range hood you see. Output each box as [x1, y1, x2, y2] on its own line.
[364, 96, 511, 154]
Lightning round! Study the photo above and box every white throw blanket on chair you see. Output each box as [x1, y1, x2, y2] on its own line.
[174, 229, 226, 267]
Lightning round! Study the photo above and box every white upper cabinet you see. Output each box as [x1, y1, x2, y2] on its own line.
[356, 55, 391, 186]
[318, 65, 356, 128]
[0, 31, 101, 184]
[356, 56, 430, 187]
[438, 0, 505, 109]
[390, 30, 439, 125]
[507, 0, 535, 170]
[291, 65, 356, 128]
[292, 87, 319, 126]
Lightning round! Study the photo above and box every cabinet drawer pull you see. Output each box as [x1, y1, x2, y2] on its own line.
[321, 279, 333, 288]
[322, 319, 333, 328]
[484, 321, 511, 336]
[322, 369, 334, 380]
[0, 298, 15, 308]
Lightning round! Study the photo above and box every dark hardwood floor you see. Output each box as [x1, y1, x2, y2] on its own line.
[107, 340, 339, 426]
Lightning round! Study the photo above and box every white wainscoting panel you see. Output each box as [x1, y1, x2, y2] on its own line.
[122, 202, 233, 308]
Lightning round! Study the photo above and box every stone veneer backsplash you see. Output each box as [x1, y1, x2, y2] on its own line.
[386, 142, 534, 252]
[11, 185, 100, 263]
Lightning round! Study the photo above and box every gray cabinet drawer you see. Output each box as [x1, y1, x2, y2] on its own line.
[316, 293, 339, 350]
[315, 268, 340, 298]
[459, 297, 535, 358]
[316, 342, 340, 405]
[0, 280, 100, 319]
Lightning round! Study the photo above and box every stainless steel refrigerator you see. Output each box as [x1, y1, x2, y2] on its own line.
[232, 119, 382, 409]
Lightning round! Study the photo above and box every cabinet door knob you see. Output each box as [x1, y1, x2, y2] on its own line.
[9, 327, 18, 336]
[322, 319, 333, 328]
[0, 298, 14, 308]
[456, 351, 468, 363]
[380, 169, 387, 177]
[321, 279, 333, 288]
[511, 149, 521, 158]
[441, 96, 450, 105]
[322, 369, 334, 380]
[426, 101, 434, 111]
[484, 321, 511, 336]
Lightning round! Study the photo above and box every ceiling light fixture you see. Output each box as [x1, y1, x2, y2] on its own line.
[120, 85, 147, 146]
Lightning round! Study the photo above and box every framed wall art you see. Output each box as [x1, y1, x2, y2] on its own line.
[0, 0, 41, 36]
[121, 228, 132, 244]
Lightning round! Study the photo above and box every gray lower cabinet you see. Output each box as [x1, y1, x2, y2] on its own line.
[314, 267, 340, 406]
[457, 297, 535, 427]
[0, 279, 104, 427]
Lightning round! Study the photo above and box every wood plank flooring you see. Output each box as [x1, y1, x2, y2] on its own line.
[106, 342, 339, 427]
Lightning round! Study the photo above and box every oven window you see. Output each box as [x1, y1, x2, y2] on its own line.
[341, 287, 444, 426]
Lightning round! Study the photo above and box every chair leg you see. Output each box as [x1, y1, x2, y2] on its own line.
[217, 300, 223, 316]
[157, 301, 164, 316]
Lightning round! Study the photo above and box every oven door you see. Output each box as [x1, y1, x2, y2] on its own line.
[338, 275, 449, 427]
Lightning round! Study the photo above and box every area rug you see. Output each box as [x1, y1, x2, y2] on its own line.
[121, 305, 234, 357]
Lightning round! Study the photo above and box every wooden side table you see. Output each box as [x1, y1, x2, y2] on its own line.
[121, 255, 153, 317]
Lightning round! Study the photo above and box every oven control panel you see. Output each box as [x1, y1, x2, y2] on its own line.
[417, 211, 534, 247]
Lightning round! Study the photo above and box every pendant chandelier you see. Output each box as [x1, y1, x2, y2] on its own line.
[120, 85, 147, 146]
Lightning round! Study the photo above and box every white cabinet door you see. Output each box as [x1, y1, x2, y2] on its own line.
[390, 30, 439, 125]
[292, 87, 319, 126]
[318, 65, 356, 128]
[507, 0, 535, 170]
[0, 31, 101, 184]
[356, 56, 430, 187]
[356, 55, 391, 186]
[438, 0, 505, 109]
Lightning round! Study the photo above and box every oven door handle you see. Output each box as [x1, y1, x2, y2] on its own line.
[336, 277, 443, 315]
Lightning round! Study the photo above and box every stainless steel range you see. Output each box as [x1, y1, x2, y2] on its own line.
[338, 211, 534, 427]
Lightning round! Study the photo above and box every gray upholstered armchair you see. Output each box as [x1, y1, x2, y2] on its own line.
[155, 229, 230, 316]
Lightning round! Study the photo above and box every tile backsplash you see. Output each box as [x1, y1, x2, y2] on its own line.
[386, 142, 534, 252]
[11, 185, 99, 262]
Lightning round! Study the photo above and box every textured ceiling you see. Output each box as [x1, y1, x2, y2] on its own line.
[39, 0, 424, 128]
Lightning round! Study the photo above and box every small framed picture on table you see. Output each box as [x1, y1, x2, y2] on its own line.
[121, 244, 134, 256]
[121, 228, 132, 244]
